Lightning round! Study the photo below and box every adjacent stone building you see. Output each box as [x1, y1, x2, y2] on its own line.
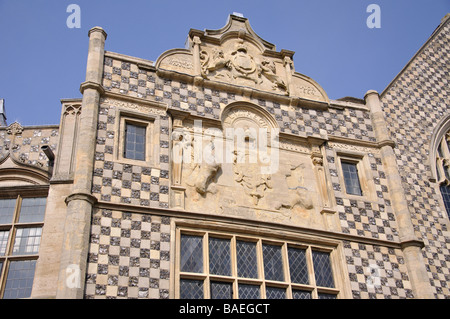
[0, 13, 448, 299]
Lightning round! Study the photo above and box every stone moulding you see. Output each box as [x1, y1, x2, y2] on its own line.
[154, 14, 329, 105]
[95, 199, 407, 250]
[65, 192, 98, 206]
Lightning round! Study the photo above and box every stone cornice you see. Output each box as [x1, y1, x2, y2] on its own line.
[95, 200, 406, 249]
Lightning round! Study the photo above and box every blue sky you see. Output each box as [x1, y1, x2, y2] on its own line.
[0, 0, 448, 125]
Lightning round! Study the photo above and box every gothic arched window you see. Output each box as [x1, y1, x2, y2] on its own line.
[432, 116, 450, 219]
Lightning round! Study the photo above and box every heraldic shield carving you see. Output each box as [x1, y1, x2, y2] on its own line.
[156, 14, 329, 103]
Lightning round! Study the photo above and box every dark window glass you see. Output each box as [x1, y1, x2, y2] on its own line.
[288, 247, 309, 284]
[238, 284, 260, 299]
[312, 251, 334, 288]
[236, 240, 258, 278]
[266, 286, 286, 299]
[3, 260, 37, 299]
[440, 184, 450, 219]
[0, 199, 16, 224]
[210, 281, 232, 299]
[292, 289, 312, 299]
[342, 161, 362, 196]
[318, 293, 337, 299]
[209, 237, 231, 276]
[18, 198, 46, 223]
[180, 234, 203, 273]
[180, 279, 203, 299]
[125, 123, 146, 161]
[262, 244, 284, 282]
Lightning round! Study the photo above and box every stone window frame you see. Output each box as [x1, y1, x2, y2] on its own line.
[0, 186, 48, 299]
[335, 150, 377, 202]
[171, 220, 347, 299]
[430, 114, 450, 219]
[114, 109, 160, 167]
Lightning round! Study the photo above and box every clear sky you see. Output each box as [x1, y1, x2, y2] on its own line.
[0, 0, 448, 125]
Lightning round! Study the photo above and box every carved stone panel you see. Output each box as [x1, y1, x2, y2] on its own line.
[155, 14, 329, 102]
[179, 102, 326, 229]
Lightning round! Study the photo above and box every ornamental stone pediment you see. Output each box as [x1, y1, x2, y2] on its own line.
[155, 14, 328, 103]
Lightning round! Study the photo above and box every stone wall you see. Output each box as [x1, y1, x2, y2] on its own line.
[380, 18, 450, 298]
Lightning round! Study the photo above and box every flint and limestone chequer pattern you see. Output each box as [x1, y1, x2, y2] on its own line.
[381, 19, 450, 298]
[102, 56, 375, 142]
[91, 100, 170, 208]
[0, 126, 58, 169]
[325, 144, 400, 242]
[343, 241, 413, 299]
[85, 209, 171, 299]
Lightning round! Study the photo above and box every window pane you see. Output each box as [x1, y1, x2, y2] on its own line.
[342, 162, 362, 196]
[125, 123, 146, 161]
[238, 284, 260, 299]
[12, 227, 42, 255]
[292, 289, 312, 299]
[262, 244, 284, 282]
[209, 237, 231, 276]
[18, 198, 46, 223]
[236, 240, 258, 279]
[288, 246, 309, 284]
[180, 279, 203, 299]
[440, 184, 450, 219]
[210, 281, 232, 299]
[318, 293, 337, 299]
[0, 230, 9, 255]
[312, 251, 335, 288]
[180, 234, 203, 273]
[0, 199, 16, 224]
[266, 287, 286, 299]
[3, 260, 37, 299]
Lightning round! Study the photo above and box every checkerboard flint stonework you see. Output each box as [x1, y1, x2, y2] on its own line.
[381, 20, 450, 298]
[85, 209, 171, 299]
[81, 18, 449, 299]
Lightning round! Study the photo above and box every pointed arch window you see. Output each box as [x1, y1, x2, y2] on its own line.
[432, 117, 450, 219]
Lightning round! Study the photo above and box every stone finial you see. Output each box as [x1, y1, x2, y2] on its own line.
[6, 121, 23, 136]
[0, 99, 6, 127]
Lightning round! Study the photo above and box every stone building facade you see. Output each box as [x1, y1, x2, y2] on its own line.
[0, 14, 448, 299]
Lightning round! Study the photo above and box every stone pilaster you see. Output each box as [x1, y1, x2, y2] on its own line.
[365, 90, 433, 298]
[56, 26, 107, 299]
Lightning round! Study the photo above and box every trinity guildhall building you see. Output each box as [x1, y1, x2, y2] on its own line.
[0, 14, 449, 299]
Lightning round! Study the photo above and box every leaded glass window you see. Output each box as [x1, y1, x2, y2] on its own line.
[209, 237, 231, 276]
[288, 247, 309, 284]
[238, 284, 260, 299]
[440, 184, 450, 218]
[180, 279, 203, 299]
[176, 228, 340, 299]
[180, 234, 203, 273]
[266, 287, 286, 299]
[210, 281, 233, 299]
[435, 131, 450, 219]
[0, 196, 46, 299]
[124, 123, 146, 161]
[262, 244, 284, 282]
[312, 250, 335, 288]
[341, 161, 362, 196]
[2, 260, 37, 299]
[236, 240, 258, 278]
